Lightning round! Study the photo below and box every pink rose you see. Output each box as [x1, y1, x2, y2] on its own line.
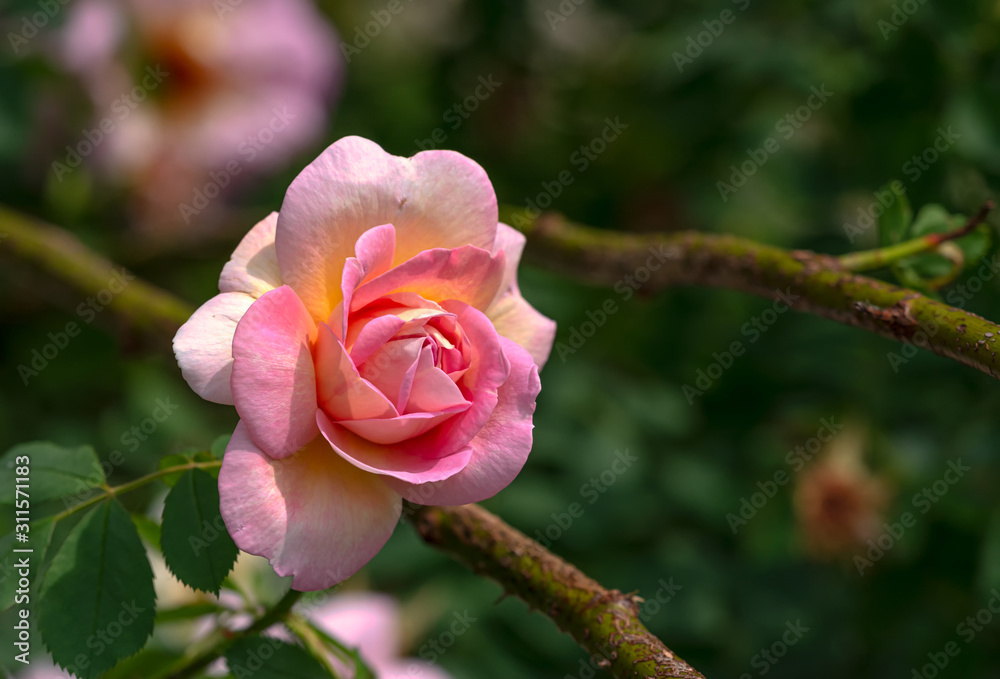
[174, 137, 556, 590]
[56, 0, 343, 232]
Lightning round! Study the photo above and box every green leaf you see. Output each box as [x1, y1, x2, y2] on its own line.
[345, 648, 376, 679]
[304, 619, 376, 679]
[0, 442, 105, 505]
[157, 454, 190, 488]
[131, 514, 162, 549]
[0, 508, 95, 614]
[210, 434, 231, 460]
[225, 636, 334, 679]
[895, 205, 993, 288]
[38, 499, 156, 679]
[160, 468, 238, 594]
[956, 225, 992, 264]
[909, 203, 953, 236]
[193, 452, 221, 479]
[876, 181, 912, 247]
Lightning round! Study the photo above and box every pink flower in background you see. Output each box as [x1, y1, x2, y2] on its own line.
[174, 136, 556, 590]
[308, 592, 454, 679]
[57, 0, 342, 232]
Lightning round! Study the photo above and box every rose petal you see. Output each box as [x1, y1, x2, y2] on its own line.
[173, 292, 255, 405]
[485, 223, 556, 368]
[353, 223, 397, 284]
[219, 212, 283, 298]
[384, 337, 540, 505]
[317, 412, 473, 484]
[404, 344, 468, 414]
[219, 422, 401, 591]
[275, 136, 498, 320]
[350, 246, 505, 313]
[386, 301, 510, 460]
[487, 290, 557, 369]
[358, 337, 424, 412]
[490, 222, 526, 306]
[231, 285, 319, 459]
[315, 323, 398, 421]
[347, 314, 406, 365]
[334, 223, 398, 337]
[338, 408, 466, 445]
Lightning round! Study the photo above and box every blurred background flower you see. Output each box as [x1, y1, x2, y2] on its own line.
[793, 425, 890, 559]
[53, 0, 343, 242]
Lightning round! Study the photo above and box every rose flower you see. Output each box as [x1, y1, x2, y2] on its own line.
[174, 137, 556, 590]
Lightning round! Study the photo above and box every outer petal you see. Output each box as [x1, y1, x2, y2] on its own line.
[490, 222, 527, 306]
[173, 292, 254, 405]
[384, 338, 540, 506]
[485, 223, 556, 368]
[231, 286, 319, 459]
[275, 136, 498, 320]
[219, 212, 283, 298]
[317, 412, 473, 484]
[487, 291, 557, 369]
[219, 423, 401, 591]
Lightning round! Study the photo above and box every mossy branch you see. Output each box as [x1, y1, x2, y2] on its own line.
[507, 209, 1000, 380]
[408, 503, 704, 679]
[0, 205, 192, 332]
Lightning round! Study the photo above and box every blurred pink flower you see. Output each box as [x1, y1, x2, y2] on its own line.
[57, 0, 343, 232]
[309, 592, 454, 679]
[17, 665, 71, 679]
[174, 136, 555, 590]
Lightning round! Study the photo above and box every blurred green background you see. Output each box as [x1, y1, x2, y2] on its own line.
[3, 0, 1000, 677]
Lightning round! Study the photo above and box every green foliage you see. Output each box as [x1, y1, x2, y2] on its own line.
[0, 442, 104, 504]
[876, 182, 912, 247]
[160, 468, 238, 594]
[210, 433, 232, 460]
[874, 185, 994, 292]
[38, 499, 156, 679]
[157, 453, 190, 487]
[224, 636, 334, 679]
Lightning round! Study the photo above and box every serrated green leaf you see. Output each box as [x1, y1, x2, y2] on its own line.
[158, 454, 190, 488]
[100, 648, 184, 679]
[210, 435, 231, 460]
[0, 442, 105, 505]
[877, 181, 912, 247]
[160, 468, 238, 595]
[225, 636, 333, 679]
[38, 500, 156, 679]
[1, 508, 95, 614]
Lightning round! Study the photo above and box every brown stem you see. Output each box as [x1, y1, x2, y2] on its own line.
[507, 209, 1000, 380]
[408, 504, 704, 679]
[0, 205, 192, 332]
[925, 200, 996, 246]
